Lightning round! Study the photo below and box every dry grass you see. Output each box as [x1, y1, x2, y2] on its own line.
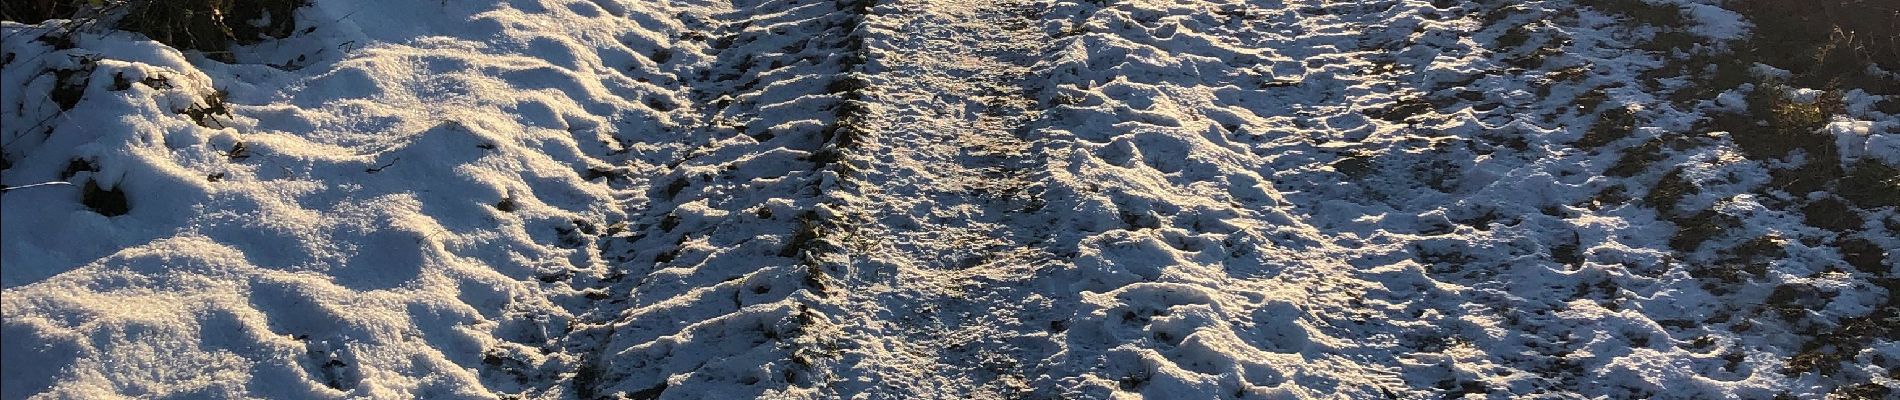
[1729, 0, 1900, 90]
[1582, 1, 1900, 393]
[116, 0, 305, 60]
[1, 0, 77, 23]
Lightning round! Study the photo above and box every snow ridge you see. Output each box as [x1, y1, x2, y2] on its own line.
[554, 0, 870, 398]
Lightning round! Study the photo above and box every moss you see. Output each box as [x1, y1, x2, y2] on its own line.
[1785, 276, 1898, 378]
[1577, 105, 1637, 148]
[1692, 263, 1762, 295]
[1723, 84, 1842, 161]
[1591, 185, 1631, 209]
[1605, 139, 1663, 177]
[1644, 168, 1695, 217]
[1573, 86, 1610, 113]
[1833, 384, 1892, 400]
[1691, 235, 1782, 294]
[1837, 238, 1888, 273]
[1770, 158, 1844, 197]
[1731, 235, 1789, 262]
[1496, 24, 1531, 48]
[1766, 91, 1836, 131]
[1580, 0, 1686, 27]
[1547, 65, 1591, 82]
[1670, 210, 1736, 252]
[1640, 30, 1699, 53]
[1787, 307, 1896, 376]
[1801, 197, 1863, 232]
[1505, 43, 1566, 70]
[1667, 56, 1752, 105]
[1333, 152, 1375, 179]
[1838, 160, 1900, 208]
[1765, 284, 1817, 320]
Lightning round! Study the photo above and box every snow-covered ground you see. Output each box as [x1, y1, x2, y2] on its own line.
[3, 0, 1895, 398]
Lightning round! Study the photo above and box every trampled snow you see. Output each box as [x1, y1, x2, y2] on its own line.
[2, 0, 1894, 398]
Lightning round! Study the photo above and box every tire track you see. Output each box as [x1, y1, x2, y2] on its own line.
[543, 0, 871, 398]
[826, 0, 1057, 397]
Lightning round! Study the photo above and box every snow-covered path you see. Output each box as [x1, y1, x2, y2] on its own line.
[834, 0, 1434, 397]
[4, 0, 1897, 398]
[830, 0, 1055, 396]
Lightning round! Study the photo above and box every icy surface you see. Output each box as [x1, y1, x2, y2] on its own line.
[2, 0, 1895, 398]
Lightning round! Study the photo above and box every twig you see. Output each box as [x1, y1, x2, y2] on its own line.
[0, 181, 75, 192]
[365, 157, 398, 173]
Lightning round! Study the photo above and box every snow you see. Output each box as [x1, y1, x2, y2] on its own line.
[3, 0, 669, 396]
[3, 0, 1896, 398]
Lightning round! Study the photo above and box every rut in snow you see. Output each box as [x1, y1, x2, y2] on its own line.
[826, 0, 1058, 397]
[542, 0, 870, 398]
